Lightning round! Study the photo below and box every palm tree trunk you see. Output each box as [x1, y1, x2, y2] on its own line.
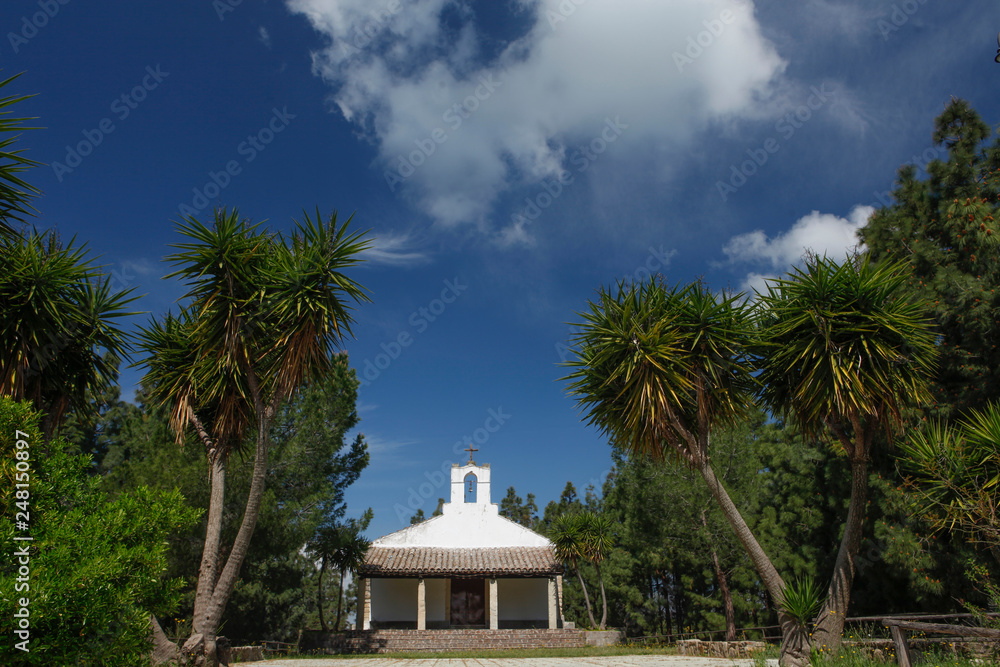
[335, 567, 346, 631]
[697, 459, 809, 667]
[810, 459, 869, 655]
[192, 453, 226, 640]
[575, 561, 598, 629]
[595, 561, 608, 630]
[194, 419, 272, 666]
[317, 557, 328, 632]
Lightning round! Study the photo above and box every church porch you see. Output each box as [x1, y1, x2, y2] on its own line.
[359, 574, 562, 630]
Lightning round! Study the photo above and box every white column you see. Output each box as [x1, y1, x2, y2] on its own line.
[556, 575, 565, 626]
[547, 577, 558, 629]
[361, 578, 372, 630]
[489, 578, 499, 629]
[417, 578, 426, 630]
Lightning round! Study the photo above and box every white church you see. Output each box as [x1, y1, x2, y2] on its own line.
[356, 457, 565, 630]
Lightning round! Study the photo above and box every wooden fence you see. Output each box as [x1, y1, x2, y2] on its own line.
[625, 612, 1000, 665]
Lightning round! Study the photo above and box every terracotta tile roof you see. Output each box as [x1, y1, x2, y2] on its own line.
[359, 546, 562, 577]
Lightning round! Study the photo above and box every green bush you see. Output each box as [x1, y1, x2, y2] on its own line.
[0, 398, 199, 666]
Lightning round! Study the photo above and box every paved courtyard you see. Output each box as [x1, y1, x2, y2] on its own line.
[253, 657, 767, 667]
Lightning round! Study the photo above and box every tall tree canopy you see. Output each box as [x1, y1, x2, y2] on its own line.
[860, 98, 1000, 420]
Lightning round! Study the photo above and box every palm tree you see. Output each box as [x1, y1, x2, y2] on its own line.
[899, 402, 1000, 566]
[332, 525, 371, 631]
[550, 513, 598, 629]
[0, 229, 137, 440]
[0, 71, 42, 239]
[579, 512, 614, 630]
[307, 509, 373, 632]
[308, 524, 340, 632]
[138, 207, 370, 665]
[754, 255, 937, 653]
[563, 278, 810, 667]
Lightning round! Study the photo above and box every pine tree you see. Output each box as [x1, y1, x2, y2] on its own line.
[860, 98, 1000, 420]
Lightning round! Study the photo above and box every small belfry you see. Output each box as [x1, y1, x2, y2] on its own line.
[356, 457, 564, 631]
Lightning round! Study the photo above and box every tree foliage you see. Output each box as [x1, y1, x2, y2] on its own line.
[97, 360, 370, 645]
[0, 229, 137, 440]
[0, 398, 198, 666]
[860, 98, 1000, 420]
[899, 402, 1000, 564]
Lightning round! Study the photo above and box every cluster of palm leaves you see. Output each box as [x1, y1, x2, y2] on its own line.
[899, 404, 1000, 561]
[0, 229, 137, 439]
[138, 207, 370, 454]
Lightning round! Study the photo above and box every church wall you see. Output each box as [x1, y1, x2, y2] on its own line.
[497, 578, 548, 623]
[371, 578, 417, 624]
[426, 578, 447, 623]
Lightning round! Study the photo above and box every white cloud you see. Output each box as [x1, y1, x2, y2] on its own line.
[287, 0, 787, 231]
[365, 434, 418, 455]
[722, 204, 873, 293]
[724, 205, 871, 268]
[258, 25, 272, 48]
[360, 231, 431, 267]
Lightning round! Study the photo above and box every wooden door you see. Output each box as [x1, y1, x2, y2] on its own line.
[450, 578, 485, 626]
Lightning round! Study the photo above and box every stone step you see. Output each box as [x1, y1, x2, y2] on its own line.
[300, 629, 588, 653]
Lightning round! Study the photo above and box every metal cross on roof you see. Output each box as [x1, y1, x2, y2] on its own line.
[464, 444, 478, 464]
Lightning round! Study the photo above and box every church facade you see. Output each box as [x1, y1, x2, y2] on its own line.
[356, 461, 564, 630]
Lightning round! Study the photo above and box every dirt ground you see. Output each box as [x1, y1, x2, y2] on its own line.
[250, 657, 769, 667]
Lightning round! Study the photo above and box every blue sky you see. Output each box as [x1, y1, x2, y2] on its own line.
[6, 0, 1000, 540]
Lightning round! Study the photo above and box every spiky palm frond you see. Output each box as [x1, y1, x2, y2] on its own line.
[0, 72, 42, 239]
[0, 229, 138, 429]
[579, 512, 615, 565]
[899, 402, 1000, 545]
[562, 279, 756, 465]
[550, 513, 588, 568]
[755, 256, 937, 452]
[780, 576, 824, 627]
[137, 207, 370, 456]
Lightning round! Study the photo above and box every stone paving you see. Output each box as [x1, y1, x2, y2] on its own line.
[252, 657, 766, 667]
